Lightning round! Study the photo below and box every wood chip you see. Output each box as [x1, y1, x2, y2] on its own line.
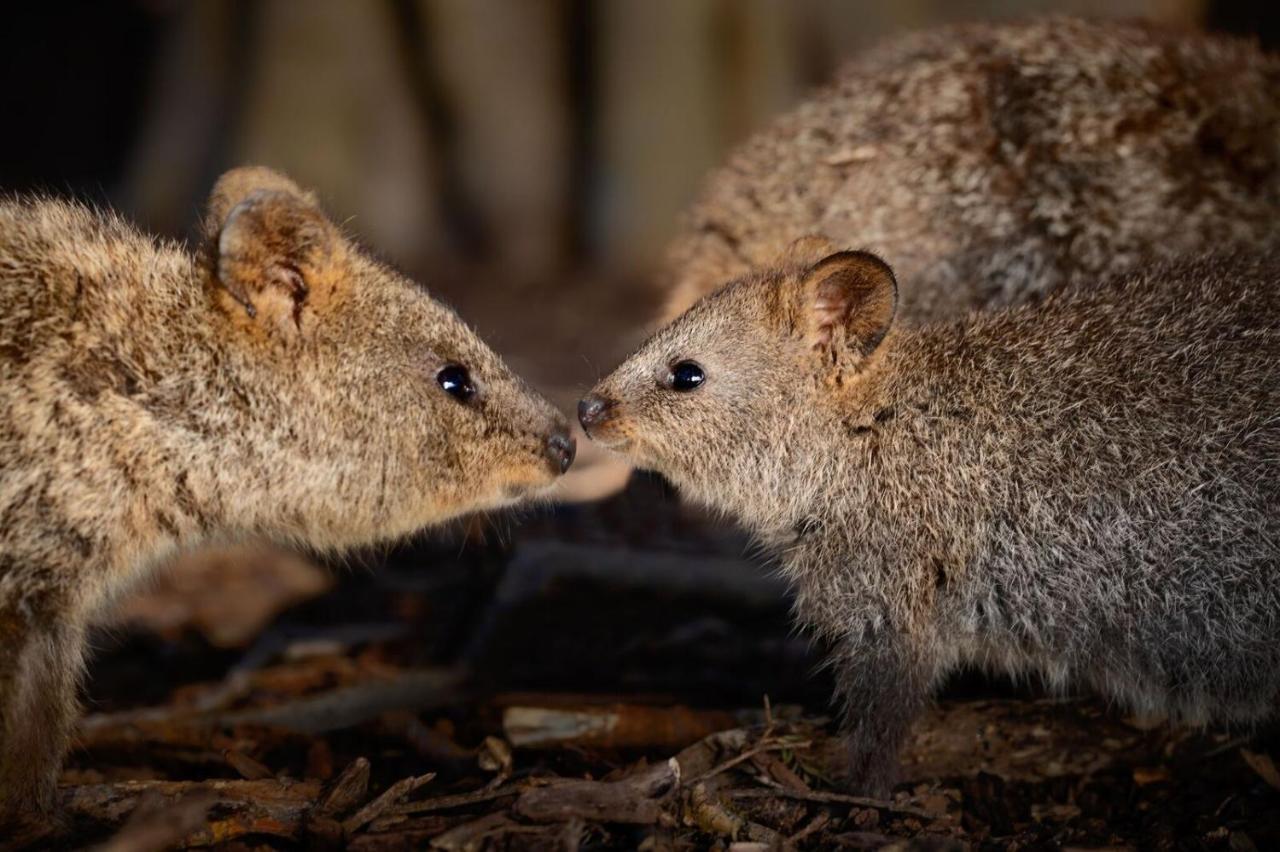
[342, 772, 436, 834]
[504, 704, 737, 750]
[223, 748, 274, 780]
[1240, 750, 1280, 791]
[394, 783, 520, 815]
[427, 812, 521, 851]
[515, 779, 661, 825]
[314, 757, 372, 818]
[65, 779, 322, 845]
[688, 739, 811, 785]
[90, 791, 213, 852]
[749, 749, 811, 793]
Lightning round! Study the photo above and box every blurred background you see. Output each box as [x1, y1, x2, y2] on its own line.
[3, 2, 1279, 844]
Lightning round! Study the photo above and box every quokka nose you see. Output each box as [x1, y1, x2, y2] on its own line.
[545, 429, 576, 474]
[577, 394, 614, 431]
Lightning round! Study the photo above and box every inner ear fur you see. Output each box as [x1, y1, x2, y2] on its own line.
[803, 250, 898, 358]
[205, 167, 340, 334]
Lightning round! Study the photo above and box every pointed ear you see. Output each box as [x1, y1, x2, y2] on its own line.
[801, 250, 898, 362]
[204, 167, 342, 336]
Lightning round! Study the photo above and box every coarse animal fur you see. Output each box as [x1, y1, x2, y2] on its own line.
[662, 18, 1280, 324]
[583, 244, 1280, 794]
[0, 167, 572, 841]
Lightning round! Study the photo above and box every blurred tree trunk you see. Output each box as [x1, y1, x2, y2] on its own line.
[424, 0, 572, 283]
[235, 0, 443, 265]
[592, 0, 805, 273]
[596, 0, 723, 273]
[120, 0, 255, 237]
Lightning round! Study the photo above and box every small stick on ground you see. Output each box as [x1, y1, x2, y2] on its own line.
[393, 782, 521, 816]
[223, 748, 274, 781]
[788, 811, 832, 845]
[688, 740, 812, 786]
[726, 786, 934, 818]
[342, 772, 436, 834]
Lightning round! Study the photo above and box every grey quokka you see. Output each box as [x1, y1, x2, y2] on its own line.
[582, 243, 1280, 793]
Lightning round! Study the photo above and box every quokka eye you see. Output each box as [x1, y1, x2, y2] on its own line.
[669, 360, 706, 392]
[436, 364, 476, 403]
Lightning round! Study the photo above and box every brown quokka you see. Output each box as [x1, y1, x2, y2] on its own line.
[582, 241, 1280, 794]
[662, 18, 1280, 324]
[0, 167, 574, 840]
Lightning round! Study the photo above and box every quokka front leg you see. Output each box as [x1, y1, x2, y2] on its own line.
[831, 622, 933, 797]
[0, 609, 86, 848]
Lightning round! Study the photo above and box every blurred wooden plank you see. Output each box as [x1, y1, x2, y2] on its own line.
[425, 0, 571, 281]
[718, 0, 805, 142]
[503, 704, 738, 750]
[597, 0, 723, 271]
[120, 1, 251, 236]
[235, 0, 441, 264]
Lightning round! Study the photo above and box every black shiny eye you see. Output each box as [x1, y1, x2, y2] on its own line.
[436, 364, 476, 403]
[669, 360, 705, 392]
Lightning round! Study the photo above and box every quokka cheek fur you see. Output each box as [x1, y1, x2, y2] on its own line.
[583, 246, 1280, 795]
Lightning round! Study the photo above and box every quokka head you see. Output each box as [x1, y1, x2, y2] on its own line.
[199, 166, 574, 545]
[580, 237, 897, 515]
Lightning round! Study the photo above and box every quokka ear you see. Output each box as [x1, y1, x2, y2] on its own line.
[802, 250, 898, 361]
[205, 167, 342, 335]
[777, 234, 838, 266]
[204, 166, 317, 234]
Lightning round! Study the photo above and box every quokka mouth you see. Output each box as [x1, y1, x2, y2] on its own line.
[588, 433, 634, 454]
[502, 481, 537, 500]
[502, 464, 563, 500]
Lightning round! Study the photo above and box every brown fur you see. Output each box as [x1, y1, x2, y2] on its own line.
[662, 18, 1280, 324]
[0, 167, 571, 840]
[585, 247, 1280, 795]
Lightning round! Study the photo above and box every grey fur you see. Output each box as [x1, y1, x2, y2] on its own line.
[586, 250, 1280, 794]
[661, 18, 1280, 324]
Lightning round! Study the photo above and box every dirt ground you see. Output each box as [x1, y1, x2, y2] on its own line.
[51, 476, 1280, 851]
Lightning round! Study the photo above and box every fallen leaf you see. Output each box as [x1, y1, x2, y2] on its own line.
[1240, 750, 1280, 791]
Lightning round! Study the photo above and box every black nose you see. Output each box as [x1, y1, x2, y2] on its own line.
[545, 430, 576, 474]
[578, 394, 615, 431]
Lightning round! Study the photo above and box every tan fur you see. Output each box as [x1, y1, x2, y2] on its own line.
[0, 167, 570, 840]
[585, 249, 1280, 795]
[662, 18, 1280, 324]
